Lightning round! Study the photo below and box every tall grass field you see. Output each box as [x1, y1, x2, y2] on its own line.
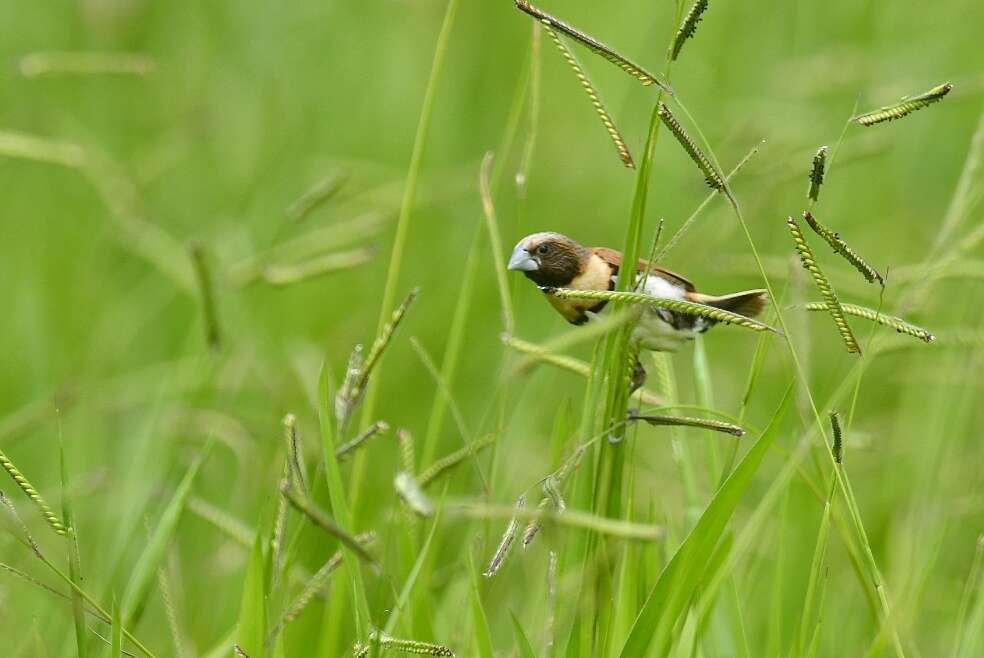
[1, 1, 983, 657]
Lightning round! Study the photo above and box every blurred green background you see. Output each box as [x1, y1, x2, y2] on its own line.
[1, 1, 982, 656]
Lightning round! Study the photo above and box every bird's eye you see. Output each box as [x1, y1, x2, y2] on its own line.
[536, 244, 550, 255]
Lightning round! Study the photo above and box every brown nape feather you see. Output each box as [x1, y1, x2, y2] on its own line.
[688, 289, 769, 318]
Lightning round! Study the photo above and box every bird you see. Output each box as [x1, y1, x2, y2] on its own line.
[507, 231, 768, 386]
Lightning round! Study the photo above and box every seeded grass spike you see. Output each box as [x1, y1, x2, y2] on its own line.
[801, 302, 935, 343]
[854, 82, 953, 126]
[803, 212, 884, 285]
[355, 633, 455, 657]
[540, 287, 779, 333]
[542, 25, 634, 168]
[336, 288, 419, 429]
[787, 215, 861, 354]
[628, 413, 745, 437]
[830, 411, 844, 463]
[335, 420, 390, 461]
[418, 433, 496, 488]
[514, 1, 671, 92]
[671, 0, 709, 61]
[657, 103, 727, 192]
[484, 495, 526, 577]
[0, 448, 67, 535]
[808, 146, 829, 202]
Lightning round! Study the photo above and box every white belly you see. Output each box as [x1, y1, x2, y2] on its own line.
[591, 272, 702, 352]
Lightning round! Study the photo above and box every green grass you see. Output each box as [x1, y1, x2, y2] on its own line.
[1, 2, 983, 657]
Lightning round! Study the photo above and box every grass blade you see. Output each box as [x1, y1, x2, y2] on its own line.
[469, 552, 494, 658]
[19, 51, 155, 77]
[479, 152, 518, 331]
[111, 597, 123, 658]
[318, 365, 373, 635]
[60, 425, 87, 658]
[619, 384, 792, 658]
[121, 440, 213, 627]
[511, 612, 538, 658]
[236, 533, 268, 658]
[356, 0, 462, 459]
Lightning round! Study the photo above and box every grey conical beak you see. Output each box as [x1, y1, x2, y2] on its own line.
[507, 244, 538, 272]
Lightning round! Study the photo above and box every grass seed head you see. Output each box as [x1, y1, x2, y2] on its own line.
[671, 0, 710, 61]
[854, 82, 953, 126]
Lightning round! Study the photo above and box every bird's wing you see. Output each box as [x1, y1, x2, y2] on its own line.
[590, 247, 697, 292]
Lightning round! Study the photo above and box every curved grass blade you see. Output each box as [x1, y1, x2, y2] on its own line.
[658, 103, 726, 191]
[787, 216, 861, 354]
[235, 534, 267, 658]
[19, 52, 155, 78]
[510, 612, 538, 658]
[540, 287, 779, 333]
[541, 26, 634, 168]
[854, 82, 952, 126]
[121, 440, 213, 627]
[60, 428, 87, 658]
[619, 384, 792, 658]
[803, 212, 884, 286]
[628, 413, 745, 437]
[807, 146, 828, 203]
[670, 0, 709, 61]
[189, 241, 222, 350]
[514, 1, 671, 92]
[286, 170, 347, 222]
[799, 302, 935, 343]
[259, 247, 376, 287]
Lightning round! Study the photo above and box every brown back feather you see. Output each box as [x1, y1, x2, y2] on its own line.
[590, 247, 697, 292]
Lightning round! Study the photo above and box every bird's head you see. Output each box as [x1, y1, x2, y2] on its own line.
[507, 232, 589, 287]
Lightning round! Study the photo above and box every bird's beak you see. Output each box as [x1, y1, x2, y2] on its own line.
[507, 244, 538, 272]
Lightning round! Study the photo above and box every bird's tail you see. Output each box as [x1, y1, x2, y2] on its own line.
[689, 289, 768, 318]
